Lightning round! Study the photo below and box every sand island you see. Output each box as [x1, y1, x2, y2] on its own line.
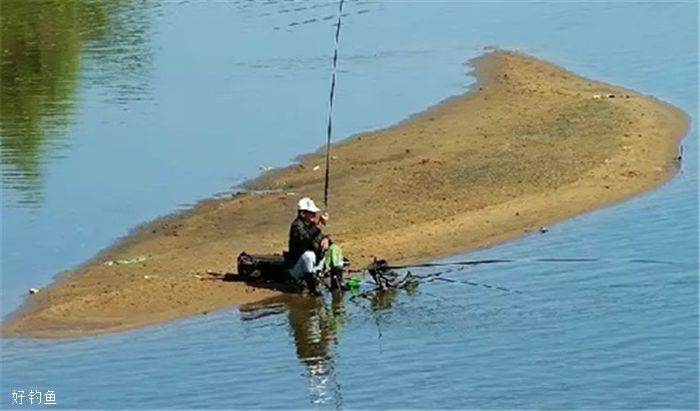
[1, 50, 688, 338]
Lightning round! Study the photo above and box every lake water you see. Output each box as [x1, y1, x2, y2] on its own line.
[1, 1, 697, 409]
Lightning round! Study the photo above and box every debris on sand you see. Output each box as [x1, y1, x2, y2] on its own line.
[105, 256, 148, 266]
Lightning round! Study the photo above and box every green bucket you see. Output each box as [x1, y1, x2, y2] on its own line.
[346, 277, 361, 289]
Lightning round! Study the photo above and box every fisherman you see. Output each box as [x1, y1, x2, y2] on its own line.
[288, 197, 345, 294]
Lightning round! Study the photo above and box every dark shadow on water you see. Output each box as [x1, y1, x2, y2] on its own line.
[368, 288, 401, 311]
[205, 270, 302, 294]
[240, 293, 348, 408]
[238, 287, 406, 408]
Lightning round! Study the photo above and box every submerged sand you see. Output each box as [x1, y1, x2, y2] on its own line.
[1, 50, 688, 338]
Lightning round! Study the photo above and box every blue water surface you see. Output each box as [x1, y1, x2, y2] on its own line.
[1, 1, 697, 409]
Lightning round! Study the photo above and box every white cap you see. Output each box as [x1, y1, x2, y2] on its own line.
[297, 197, 321, 213]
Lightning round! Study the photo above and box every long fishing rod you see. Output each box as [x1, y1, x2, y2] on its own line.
[412, 267, 524, 294]
[323, 0, 345, 209]
[346, 256, 682, 275]
[345, 255, 688, 293]
[351, 254, 687, 297]
[383, 256, 685, 271]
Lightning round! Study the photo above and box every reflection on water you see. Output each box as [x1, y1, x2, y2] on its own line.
[0, 0, 154, 205]
[240, 288, 406, 408]
[241, 293, 347, 407]
[369, 288, 399, 311]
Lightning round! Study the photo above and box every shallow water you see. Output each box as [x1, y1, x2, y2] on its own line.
[1, 1, 698, 409]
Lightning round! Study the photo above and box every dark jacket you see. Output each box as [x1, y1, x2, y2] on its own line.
[288, 215, 322, 265]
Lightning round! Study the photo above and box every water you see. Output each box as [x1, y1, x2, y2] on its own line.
[1, 1, 697, 409]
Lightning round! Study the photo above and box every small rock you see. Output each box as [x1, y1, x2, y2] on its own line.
[607, 94, 615, 99]
[28, 288, 39, 294]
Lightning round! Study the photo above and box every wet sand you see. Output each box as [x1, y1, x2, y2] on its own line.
[1, 50, 688, 338]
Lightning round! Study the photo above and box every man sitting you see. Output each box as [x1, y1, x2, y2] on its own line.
[288, 197, 344, 294]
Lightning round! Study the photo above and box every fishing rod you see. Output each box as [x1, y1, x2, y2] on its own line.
[411, 267, 524, 294]
[343, 255, 687, 296]
[395, 265, 525, 294]
[345, 256, 682, 275]
[383, 256, 685, 271]
[323, 0, 345, 209]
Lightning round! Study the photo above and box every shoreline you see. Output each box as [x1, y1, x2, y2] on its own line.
[1, 50, 689, 339]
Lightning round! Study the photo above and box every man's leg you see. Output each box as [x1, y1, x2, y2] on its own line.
[289, 251, 315, 280]
[290, 251, 321, 295]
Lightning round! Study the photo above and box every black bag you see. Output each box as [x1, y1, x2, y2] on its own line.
[236, 252, 289, 282]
